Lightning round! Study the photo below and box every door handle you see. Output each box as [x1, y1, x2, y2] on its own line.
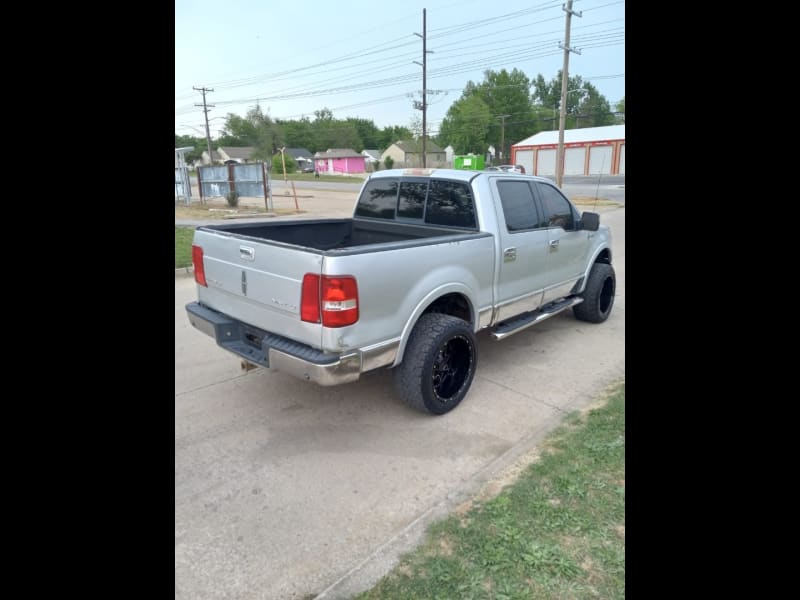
[549, 240, 559, 252]
[503, 247, 517, 262]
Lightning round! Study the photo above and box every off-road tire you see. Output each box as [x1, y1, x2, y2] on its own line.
[394, 313, 477, 415]
[573, 262, 616, 323]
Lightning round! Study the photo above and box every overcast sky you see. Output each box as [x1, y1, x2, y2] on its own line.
[175, 0, 624, 139]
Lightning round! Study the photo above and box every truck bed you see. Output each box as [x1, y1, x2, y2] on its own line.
[199, 218, 479, 253]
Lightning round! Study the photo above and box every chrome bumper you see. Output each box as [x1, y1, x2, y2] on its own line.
[186, 301, 381, 386]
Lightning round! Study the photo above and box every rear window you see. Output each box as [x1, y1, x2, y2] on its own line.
[425, 180, 476, 229]
[355, 179, 398, 219]
[355, 177, 476, 229]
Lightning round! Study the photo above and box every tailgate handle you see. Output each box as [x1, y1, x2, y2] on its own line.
[239, 246, 255, 261]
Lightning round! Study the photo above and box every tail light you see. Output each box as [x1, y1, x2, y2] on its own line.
[192, 245, 207, 287]
[301, 274, 359, 327]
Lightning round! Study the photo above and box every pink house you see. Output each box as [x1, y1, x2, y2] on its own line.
[313, 148, 366, 175]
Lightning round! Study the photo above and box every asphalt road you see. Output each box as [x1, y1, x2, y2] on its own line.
[175, 205, 625, 599]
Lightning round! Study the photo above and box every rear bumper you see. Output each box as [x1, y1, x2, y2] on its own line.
[186, 301, 361, 386]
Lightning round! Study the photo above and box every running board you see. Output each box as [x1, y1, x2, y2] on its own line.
[491, 297, 584, 340]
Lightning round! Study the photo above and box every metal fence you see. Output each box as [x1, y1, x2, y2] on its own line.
[197, 162, 269, 201]
[174, 167, 192, 202]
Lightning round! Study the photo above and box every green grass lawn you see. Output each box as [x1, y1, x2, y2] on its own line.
[357, 381, 625, 600]
[175, 226, 194, 269]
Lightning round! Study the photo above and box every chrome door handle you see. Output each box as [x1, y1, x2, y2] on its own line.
[503, 247, 517, 262]
[549, 240, 559, 251]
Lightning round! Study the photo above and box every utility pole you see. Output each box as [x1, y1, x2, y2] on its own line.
[413, 9, 430, 167]
[194, 86, 215, 165]
[496, 114, 511, 164]
[556, 1, 581, 188]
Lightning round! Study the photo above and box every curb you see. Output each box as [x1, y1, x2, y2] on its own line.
[176, 266, 194, 279]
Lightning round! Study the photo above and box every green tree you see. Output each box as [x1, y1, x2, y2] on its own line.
[312, 108, 363, 152]
[615, 97, 625, 124]
[384, 156, 394, 170]
[531, 72, 615, 128]
[278, 117, 316, 151]
[219, 105, 281, 161]
[345, 118, 381, 150]
[174, 134, 204, 164]
[378, 125, 413, 152]
[437, 94, 493, 155]
[471, 69, 533, 159]
[273, 152, 296, 176]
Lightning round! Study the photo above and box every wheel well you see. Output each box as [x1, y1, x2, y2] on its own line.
[595, 249, 612, 264]
[422, 293, 473, 325]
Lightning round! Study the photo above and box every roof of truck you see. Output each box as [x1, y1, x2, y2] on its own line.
[367, 168, 555, 185]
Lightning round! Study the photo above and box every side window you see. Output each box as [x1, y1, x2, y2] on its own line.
[497, 180, 542, 232]
[425, 180, 476, 228]
[397, 180, 428, 220]
[537, 183, 575, 230]
[354, 179, 398, 219]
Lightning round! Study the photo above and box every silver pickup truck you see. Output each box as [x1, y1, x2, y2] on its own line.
[186, 168, 615, 415]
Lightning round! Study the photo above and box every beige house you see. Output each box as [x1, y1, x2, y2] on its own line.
[380, 139, 447, 168]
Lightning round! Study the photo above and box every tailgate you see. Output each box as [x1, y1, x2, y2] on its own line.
[193, 228, 324, 349]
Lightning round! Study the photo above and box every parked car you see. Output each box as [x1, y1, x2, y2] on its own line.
[497, 164, 526, 174]
[301, 165, 315, 173]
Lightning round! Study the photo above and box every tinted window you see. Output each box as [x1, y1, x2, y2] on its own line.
[497, 180, 541, 231]
[355, 179, 398, 219]
[537, 183, 575, 230]
[397, 180, 428, 219]
[425, 180, 476, 228]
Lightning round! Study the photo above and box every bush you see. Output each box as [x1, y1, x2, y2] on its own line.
[272, 152, 297, 175]
[384, 156, 394, 170]
[226, 190, 240, 208]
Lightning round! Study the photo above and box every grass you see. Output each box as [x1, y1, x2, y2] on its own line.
[280, 172, 366, 183]
[175, 226, 194, 269]
[356, 380, 625, 600]
[571, 196, 621, 207]
[175, 201, 304, 220]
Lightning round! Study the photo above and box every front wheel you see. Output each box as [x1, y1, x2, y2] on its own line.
[573, 262, 616, 323]
[394, 313, 477, 415]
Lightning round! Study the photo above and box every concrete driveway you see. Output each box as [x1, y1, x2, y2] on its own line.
[175, 207, 625, 599]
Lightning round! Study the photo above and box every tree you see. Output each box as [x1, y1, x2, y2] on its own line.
[345, 118, 381, 150]
[384, 156, 394, 170]
[437, 94, 492, 155]
[615, 97, 625, 124]
[378, 125, 413, 152]
[174, 134, 204, 164]
[531, 72, 615, 129]
[219, 105, 281, 161]
[312, 108, 362, 152]
[273, 151, 296, 176]
[470, 69, 533, 158]
[278, 117, 316, 151]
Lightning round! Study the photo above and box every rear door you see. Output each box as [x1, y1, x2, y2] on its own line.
[492, 178, 550, 321]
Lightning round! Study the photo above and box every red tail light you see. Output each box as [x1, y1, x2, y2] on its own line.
[301, 274, 359, 327]
[192, 245, 207, 287]
[301, 274, 321, 323]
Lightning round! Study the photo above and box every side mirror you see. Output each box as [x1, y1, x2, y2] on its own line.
[579, 211, 600, 231]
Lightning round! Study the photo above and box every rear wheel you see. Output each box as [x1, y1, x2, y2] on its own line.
[573, 263, 616, 323]
[394, 313, 477, 415]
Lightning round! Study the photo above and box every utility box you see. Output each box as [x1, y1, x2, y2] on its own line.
[454, 154, 485, 170]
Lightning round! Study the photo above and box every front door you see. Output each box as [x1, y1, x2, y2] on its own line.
[492, 178, 550, 322]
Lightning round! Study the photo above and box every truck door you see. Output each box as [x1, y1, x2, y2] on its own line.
[532, 181, 589, 304]
[492, 178, 550, 322]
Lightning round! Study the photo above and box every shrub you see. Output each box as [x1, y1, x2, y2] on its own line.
[226, 190, 240, 208]
[384, 156, 394, 170]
